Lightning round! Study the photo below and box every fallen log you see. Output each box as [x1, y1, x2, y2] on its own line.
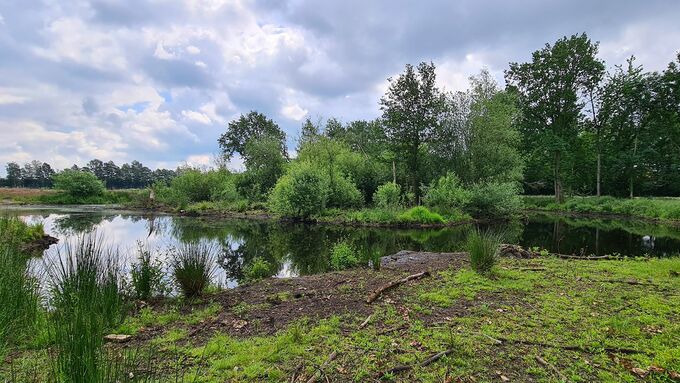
[366, 271, 430, 304]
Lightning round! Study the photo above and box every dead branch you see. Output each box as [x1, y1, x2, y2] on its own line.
[359, 314, 372, 329]
[378, 348, 454, 378]
[535, 355, 567, 382]
[305, 351, 338, 383]
[366, 271, 430, 304]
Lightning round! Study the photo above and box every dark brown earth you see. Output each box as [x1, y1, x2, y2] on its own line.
[20, 234, 59, 254]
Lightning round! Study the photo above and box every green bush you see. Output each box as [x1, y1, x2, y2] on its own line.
[397, 206, 446, 224]
[163, 169, 238, 207]
[423, 173, 471, 214]
[330, 241, 359, 270]
[373, 182, 401, 209]
[169, 242, 217, 297]
[0, 216, 44, 247]
[467, 182, 523, 217]
[268, 162, 329, 219]
[467, 229, 502, 275]
[52, 170, 105, 198]
[327, 174, 363, 209]
[242, 257, 274, 282]
[130, 243, 167, 300]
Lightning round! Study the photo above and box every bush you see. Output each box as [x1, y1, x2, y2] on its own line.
[397, 206, 446, 224]
[130, 243, 167, 300]
[423, 173, 471, 214]
[52, 170, 105, 198]
[242, 257, 274, 282]
[0, 216, 44, 247]
[169, 242, 217, 297]
[467, 182, 523, 217]
[163, 169, 238, 207]
[330, 241, 359, 270]
[467, 229, 502, 275]
[268, 162, 329, 219]
[327, 174, 363, 209]
[373, 182, 401, 209]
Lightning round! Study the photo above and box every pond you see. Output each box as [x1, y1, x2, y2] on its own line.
[4, 206, 680, 287]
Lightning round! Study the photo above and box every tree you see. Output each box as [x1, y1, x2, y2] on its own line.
[380, 62, 445, 199]
[298, 117, 320, 150]
[268, 162, 328, 219]
[6, 162, 21, 187]
[53, 170, 105, 198]
[240, 136, 288, 199]
[218, 111, 287, 161]
[506, 33, 605, 202]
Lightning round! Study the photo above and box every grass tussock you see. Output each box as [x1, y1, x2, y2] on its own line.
[47, 234, 126, 382]
[467, 229, 503, 275]
[130, 242, 168, 301]
[169, 242, 218, 297]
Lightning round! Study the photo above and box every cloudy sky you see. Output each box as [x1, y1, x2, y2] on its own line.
[1, 0, 679, 173]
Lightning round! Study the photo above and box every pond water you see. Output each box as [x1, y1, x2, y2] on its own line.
[3, 206, 680, 287]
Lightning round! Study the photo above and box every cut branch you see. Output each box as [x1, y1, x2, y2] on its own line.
[378, 348, 454, 378]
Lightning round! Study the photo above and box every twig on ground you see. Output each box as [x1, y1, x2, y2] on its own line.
[305, 351, 338, 383]
[359, 314, 372, 329]
[535, 355, 567, 382]
[378, 348, 455, 378]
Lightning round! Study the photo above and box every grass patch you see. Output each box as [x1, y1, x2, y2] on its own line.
[524, 195, 680, 221]
[169, 242, 218, 297]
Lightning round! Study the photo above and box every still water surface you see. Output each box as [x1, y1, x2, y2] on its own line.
[4, 206, 680, 287]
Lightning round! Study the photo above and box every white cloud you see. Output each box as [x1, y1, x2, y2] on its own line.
[0, 93, 28, 105]
[186, 45, 201, 55]
[182, 110, 212, 124]
[281, 103, 308, 121]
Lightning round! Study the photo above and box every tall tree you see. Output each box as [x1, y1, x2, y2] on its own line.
[380, 62, 445, 199]
[298, 117, 320, 150]
[506, 33, 605, 202]
[218, 111, 287, 161]
[6, 162, 22, 187]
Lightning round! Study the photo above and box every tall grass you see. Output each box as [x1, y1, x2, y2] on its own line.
[467, 229, 503, 275]
[169, 242, 217, 297]
[130, 242, 167, 300]
[47, 234, 125, 382]
[0, 245, 40, 358]
[0, 216, 45, 247]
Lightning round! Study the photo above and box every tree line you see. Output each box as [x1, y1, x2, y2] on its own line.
[3, 33, 678, 203]
[1, 159, 178, 189]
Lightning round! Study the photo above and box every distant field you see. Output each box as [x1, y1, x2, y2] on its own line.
[0, 187, 56, 200]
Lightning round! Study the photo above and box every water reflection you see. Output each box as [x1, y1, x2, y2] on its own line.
[5, 208, 680, 288]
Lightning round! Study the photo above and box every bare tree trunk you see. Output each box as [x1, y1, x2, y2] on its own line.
[554, 151, 564, 203]
[392, 161, 396, 184]
[596, 153, 601, 197]
[629, 137, 638, 199]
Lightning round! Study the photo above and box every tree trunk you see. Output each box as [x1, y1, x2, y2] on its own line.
[392, 161, 396, 184]
[554, 151, 564, 203]
[629, 137, 638, 199]
[596, 153, 601, 197]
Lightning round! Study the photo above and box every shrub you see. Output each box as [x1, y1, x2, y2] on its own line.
[327, 174, 363, 209]
[0, 216, 44, 247]
[330, 241, 359, 270]
[130, 243, 167, 300]
[47, 234, 125, 381]
[164, 169, 238, 206]
[467, 229, 503, 275]
[242, 257, 274, 282]
[52, 170, 105, 198]
[423, 173, 471, 214]
[373, 182, 401, 209]
[397, 206, 446, 224]
[169, 242, 217, 297]
[268, 162, 329, 219]
[467, 182, 523, 217]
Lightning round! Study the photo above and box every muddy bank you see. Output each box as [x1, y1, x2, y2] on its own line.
[20, 234, 58, 254]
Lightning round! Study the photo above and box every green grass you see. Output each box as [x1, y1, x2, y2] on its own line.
[467, 229, 503, 275]
[0, 216, 45, 246]
[318, 206, 470, 226]
[169, 242, 217, 297]
[525, 195, 680, 221]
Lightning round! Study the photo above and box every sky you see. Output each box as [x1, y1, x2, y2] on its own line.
[1, 0, 679, 174]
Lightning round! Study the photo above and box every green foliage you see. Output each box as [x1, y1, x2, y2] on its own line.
[330, 241, 359, 270]
[169, 242, 217, 297]
[242, 257, 274, 283]
[373, 182, 401, 209]
[467, 182, 523, 217]
[159, 169, 238, 207]
[218, 111, 288, 161]
[397, 206, 446, 224]
[467, 229, 502, 275]
[130, 244, 167, 300]
[525, 196, 680, 221]
[423, 172, 471, 214]
[327, 173, 363, 209]
[52, 170, 105, 198]
[47, 235, 126, 382]
[239, 136, 288, 200]
[0, 216, 44, 247]
[268, 162, 329, 219]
